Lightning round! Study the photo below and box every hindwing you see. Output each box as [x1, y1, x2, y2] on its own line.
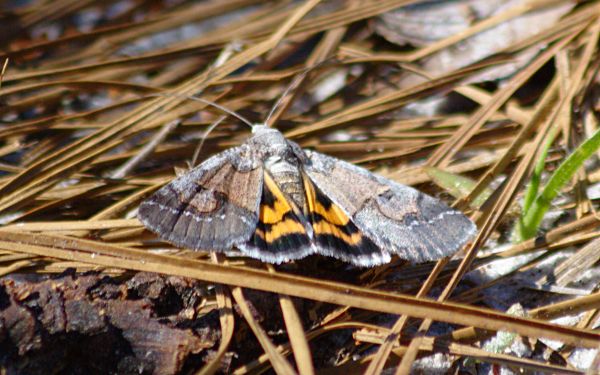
[303, 150, 477, 264]
[238, 172, 313, 263]
[303, 174, 390, 266]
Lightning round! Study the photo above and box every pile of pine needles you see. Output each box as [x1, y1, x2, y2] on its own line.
[1, 0, 600, 373]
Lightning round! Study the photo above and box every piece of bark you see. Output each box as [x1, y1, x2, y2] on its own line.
[0, 271, 215, 375]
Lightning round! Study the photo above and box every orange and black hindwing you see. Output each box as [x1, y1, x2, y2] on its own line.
[247, 173, 312, 258]
[302, 174, 381, 260]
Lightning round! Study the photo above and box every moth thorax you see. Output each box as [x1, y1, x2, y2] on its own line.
[267, 160, 306, 211]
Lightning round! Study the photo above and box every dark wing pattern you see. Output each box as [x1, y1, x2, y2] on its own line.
[302, 173, 390, 266]
[303, 151, 477, 264]
[238, 172, 313, 263]
[138, 146, 263, 251]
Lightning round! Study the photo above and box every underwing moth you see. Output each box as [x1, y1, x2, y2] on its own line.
[138, 124, 477, 267]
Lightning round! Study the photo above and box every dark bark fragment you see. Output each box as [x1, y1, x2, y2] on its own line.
[0, 272, 216, 375]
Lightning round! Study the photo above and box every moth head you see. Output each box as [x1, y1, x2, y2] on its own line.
[249, 124, 294, 159]
[251, 123, 271, 134]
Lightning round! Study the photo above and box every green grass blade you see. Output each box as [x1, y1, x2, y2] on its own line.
[517, 127, 600, 240]
[425, 167, 491, 209]
[521, 124, 561, 215]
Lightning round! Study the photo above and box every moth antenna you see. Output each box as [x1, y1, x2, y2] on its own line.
[146, 92, 252, 168]
[264, 57, 337, 127]
[190, 115, 225, 168]
[147, 92, 254, 128]
[264, 68, 310, 127]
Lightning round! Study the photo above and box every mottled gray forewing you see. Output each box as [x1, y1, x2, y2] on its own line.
[138, 146, 263, 251]
[304, 151, 477, 263]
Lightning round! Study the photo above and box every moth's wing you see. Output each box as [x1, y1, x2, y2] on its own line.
[304, 151, 477, 263]
[238, 172, 314, 263]
[138, 146, 263, 251]
[302, 174, 390, 266]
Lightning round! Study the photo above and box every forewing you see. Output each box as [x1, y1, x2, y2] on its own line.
[304, 151, 477, 263]
[239, 172, 313, 263]
[138, 146, 263, 251]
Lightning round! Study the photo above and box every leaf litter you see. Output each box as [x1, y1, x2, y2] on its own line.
[0, 0, 600, 374]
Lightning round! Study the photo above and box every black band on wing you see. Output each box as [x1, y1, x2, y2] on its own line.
[242, 172, 312, 259]
[249, 222, 311, 256]
[303, 174, 382, 259]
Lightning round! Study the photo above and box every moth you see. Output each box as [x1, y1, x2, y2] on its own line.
[138, 124, 477, 267]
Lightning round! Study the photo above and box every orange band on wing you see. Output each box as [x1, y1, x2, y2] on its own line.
[303, 175, 350, 227]
[254, 218, 307, 241]
[260, 173, 295, 224]
[302, 173, 382, 255]
[254, 173, 307, 244]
